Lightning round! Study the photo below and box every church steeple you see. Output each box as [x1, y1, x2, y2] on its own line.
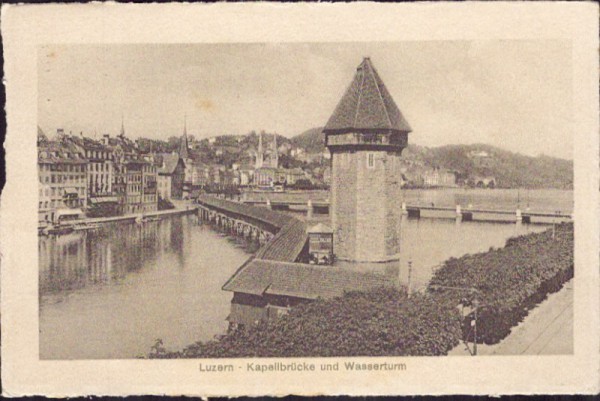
[179, 115, 189, 159]
[120, 114, 125, 137]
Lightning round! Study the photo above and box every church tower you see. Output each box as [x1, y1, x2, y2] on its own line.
[179, 116, 189, 159]
[323, 57, 411, 263]
[255, 132, 279, 169]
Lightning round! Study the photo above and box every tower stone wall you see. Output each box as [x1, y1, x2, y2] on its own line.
[331, 149, 402, 262]
[330, 151, 357, 260]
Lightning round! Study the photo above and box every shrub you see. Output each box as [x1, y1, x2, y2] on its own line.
[428, 223, 573, 344]
[148, 287, 462, 358]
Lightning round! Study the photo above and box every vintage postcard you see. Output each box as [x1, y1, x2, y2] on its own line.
[1, 2, 599, 397]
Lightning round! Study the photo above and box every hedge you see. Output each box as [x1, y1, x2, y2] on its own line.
[149, 287, 462, 358]
[428, 223, 573, 344]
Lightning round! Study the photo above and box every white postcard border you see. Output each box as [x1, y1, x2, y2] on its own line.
[1, 2, 598, 396]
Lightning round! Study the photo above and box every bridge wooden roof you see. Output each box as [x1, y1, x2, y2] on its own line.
[197, 195, 308, 262]
[222, 259, 394, 300]
[256, 218, 308, 262]
[197, 195, 295, 229]
[323, 57, 411, 134]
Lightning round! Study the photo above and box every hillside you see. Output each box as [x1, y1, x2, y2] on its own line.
[289, 129, 573, 189]
[290, 127, 325, 154]
[420, 144, 573, 189]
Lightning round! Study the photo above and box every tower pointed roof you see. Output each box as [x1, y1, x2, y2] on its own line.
[120, 115, 126, 137]
[179, 116, 189, 159]
[37, 125, 48, 141]
[324, 57, 411, 133]
[258, 131, 263, 152]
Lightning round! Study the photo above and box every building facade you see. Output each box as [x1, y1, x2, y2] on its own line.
[142, 162, 158, 212]
[254, 167, 277, 188]
[124, 161, 144, 214]
[158, 154, 185, 200]
[323, 58, 411, 262]
[423, 168, 457, 188]
[38, 140, 87, 223]
[112, 163, 127, 215]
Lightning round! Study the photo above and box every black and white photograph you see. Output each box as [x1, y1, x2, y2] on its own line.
[36, 41, 574, 359]
[1, 2, 598, 397]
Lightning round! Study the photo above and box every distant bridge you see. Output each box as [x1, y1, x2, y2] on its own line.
[237, 197, 572, 224]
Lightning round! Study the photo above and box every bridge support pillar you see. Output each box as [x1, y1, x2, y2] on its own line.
[407, 208, 420, 219]
[461, 212, 473, 222]
[516, 208, 523, 224]
[307, 200, 313, 220]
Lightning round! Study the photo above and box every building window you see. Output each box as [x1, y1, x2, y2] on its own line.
[367, 153, 375, 169]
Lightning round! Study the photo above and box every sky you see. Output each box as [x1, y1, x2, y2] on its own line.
[38, 41, 573, 159]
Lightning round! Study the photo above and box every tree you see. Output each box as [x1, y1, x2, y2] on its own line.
[167, 136, 180, 152]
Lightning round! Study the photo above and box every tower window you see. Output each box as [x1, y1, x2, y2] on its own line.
[367, 153, 375, 169]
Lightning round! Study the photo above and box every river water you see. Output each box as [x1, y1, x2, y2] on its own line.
[39, 217, 250, 359]
[246, 188, 573, 214]
[39, 189, 572, 359]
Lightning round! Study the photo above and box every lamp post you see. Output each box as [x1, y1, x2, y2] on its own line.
[430, 284, 481, 356]
[472, 298, 479, 356]
[407, 260, 413, 298]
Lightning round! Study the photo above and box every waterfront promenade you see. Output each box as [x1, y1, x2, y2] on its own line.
[41, 203, 197, 230]
[449, 279, 573, 356]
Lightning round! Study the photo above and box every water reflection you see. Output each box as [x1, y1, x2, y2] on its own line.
[39, 215, 251, 359]
[39, 219, 184, 295]
[39, 213, 548, 359]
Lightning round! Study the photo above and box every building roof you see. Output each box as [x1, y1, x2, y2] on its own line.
[197, 195, 294, 229]
[197, 196, 309, 262]
[222, 259, 394, 300]
[255, 218, 307, 262]
[307, 223, 333, 234]
[107, 134, 138, 155]
[179, 131, 189, 159]
[323, 57, 411, 133]
[158, 153, 183, 175]
[38, 141, 87, 164]
[64, 135, 111, 155]
[37, 126, 48, 142]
